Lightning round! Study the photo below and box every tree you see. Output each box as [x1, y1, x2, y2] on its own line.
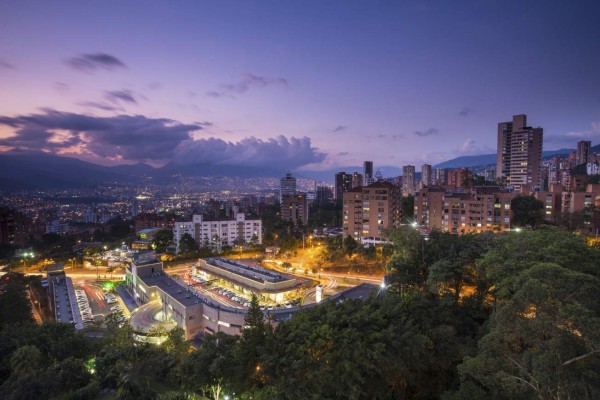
[178, 233, 199, 254]
[10, 345, 42, 378]
[401, 195, 415, 223]
[386, 226, 427, 290]
[153, 229, 174, 253]
[510, 195, 544, 229]
[343, 235, 359, 257]
[456, 263, 600, 399]
[232, 294, 269, 392]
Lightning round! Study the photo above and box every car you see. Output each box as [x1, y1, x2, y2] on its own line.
[284, 302, 292, 309]
[267, 306, 273, 311]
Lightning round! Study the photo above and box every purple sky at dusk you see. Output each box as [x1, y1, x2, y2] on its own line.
[1, 0, 600, 173]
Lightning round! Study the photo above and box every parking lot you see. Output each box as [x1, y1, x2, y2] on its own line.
[74, 281, 129, 328]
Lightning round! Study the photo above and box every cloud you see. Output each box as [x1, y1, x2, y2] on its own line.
[0, 59, 15, 69]
[0, 109, 197, 163]
[420, 138, 495, 165]
[332, 125, 347, 133]
[337, 152, 349, 156]
[78, 101, 124, 112]
[545, 122, 600, 146]
[65, 53, 126, 72]
[458, 108, 473, 117]
[54, 82, 69, 92]
[373, 134, 404, 140]
[207, 73, 288, 98]
[193, 121, 213, 127]
[174, 135, 325, 170]
[105, 90, 137, 104]
[0, 110, 325, 169]
[414, 128, 438, 137]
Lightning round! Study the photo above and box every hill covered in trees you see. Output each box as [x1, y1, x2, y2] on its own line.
[0, 226, 598, 399]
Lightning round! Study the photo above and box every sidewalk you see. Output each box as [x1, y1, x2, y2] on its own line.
[116, 284, 138, 314]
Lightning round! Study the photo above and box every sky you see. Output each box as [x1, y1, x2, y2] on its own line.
[1, 0, 600, 175]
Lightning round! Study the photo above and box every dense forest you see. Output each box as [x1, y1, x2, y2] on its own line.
[0, 226, 598, 399]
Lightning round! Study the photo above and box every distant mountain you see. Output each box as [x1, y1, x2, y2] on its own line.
[0, 152, 138, 190]
[1, 145, 596, 191]
[433, 148, 576, 169]
[0, 152, 284, 190]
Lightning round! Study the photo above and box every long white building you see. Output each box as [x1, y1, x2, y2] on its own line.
[173, 208, 262, 252]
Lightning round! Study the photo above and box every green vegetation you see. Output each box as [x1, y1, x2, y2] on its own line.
[1, 227, 598, 399]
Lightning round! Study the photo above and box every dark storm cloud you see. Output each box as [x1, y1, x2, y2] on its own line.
[207, 73, 288, 98]
[65, 53, 126, 72]
[458, 108, 473, 117]
[174, 135, 325, 170]
[413, 128, 438, 137]
[332, 125, 347, 133]
[0, 110, 197, 162]
[0, 110, 326, 169]
[104, 90, 137, 104]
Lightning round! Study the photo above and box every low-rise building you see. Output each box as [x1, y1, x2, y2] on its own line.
[173, 207, 262, 252]
[126, 252, 376, 339]
[415, 186, 515, 234]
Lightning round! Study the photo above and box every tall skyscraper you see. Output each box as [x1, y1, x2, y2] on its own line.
[363, 161, 374, 185]
[402, 165, 416, 195]
[496, 114, 543, 191]
[421, 164, 432, 187]
[334, 172, 353, 200]
[280, 172, 296, 202]
[576, 140, 591, 166]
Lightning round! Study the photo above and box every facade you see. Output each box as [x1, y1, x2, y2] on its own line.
[402, 165, 416, 196]
[421, 164, 432, 187]
[0, 207, 32, 246]
[280, 172, 297, 202]
[134, 213, 177, 234]
[576, 140, 591, 166]
[352, 172, 363, 189]
[496, 114, 544, 191]
[342, 181, 401, 241]
[281, 193, 309, 225]
[363, 161, 374, 186]
[414, 187, 516, 234]
[46, 219, 70, 235]
[194, 258, 306, 304]
[334, 171, 353, 201]
[315, 186, 334, 204]
[173, 208, 262, 251]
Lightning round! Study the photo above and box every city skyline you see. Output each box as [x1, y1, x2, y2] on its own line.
[1, 1, 600, 174]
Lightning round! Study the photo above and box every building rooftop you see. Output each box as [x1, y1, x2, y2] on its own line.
[205, 258, 292, 284]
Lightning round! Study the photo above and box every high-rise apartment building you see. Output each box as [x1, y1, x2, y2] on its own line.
[576, 140, 591, 166]
[421, 164, 432, 187]
[496, 114, 543, 192]
[334, 172, 353, 201]
[402, 165, 416, 196]
[280, 172, 297, 202]
[342, 181, 401, 242]
[364, 161, 374, 186]
[281, 193, 309, 225]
